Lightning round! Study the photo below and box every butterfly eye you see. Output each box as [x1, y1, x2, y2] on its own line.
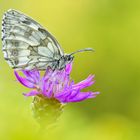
[67, 57, 71, 61]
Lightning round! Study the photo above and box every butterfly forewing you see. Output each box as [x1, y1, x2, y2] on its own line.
[2, 9, 64, 70]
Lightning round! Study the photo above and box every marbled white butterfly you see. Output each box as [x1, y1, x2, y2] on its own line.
[2, 9, 93, 70]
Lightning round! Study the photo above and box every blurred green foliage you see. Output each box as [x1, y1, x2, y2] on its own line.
[0, 0, 140, 140]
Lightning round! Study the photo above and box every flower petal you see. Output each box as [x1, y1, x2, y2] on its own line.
[44, 81, 54, 98]
[14, 71, 35, 88]
[55, 81, 74, 97]
[44, 68, 53, 81]
[32, 70, 40, 81]
[22, 70, 36, 83]
[23, 70, 40, 83]
[65, 62, 72, 74]
[65, 92, 96, 103]
[72, 75, 95, 90]
[23, 90, 39, 96]
[55, 90, 71, 102]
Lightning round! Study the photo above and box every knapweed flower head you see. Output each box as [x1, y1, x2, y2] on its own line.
[14, 63, 99, 127]
[14, 63, 99, 103]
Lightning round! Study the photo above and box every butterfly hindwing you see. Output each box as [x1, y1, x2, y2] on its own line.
[2, 9, 64, 70]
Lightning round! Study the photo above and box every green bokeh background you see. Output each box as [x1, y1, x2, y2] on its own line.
[0, 0, 140, 140]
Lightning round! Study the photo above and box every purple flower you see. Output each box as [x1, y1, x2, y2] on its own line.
[14, 63, 99, 103]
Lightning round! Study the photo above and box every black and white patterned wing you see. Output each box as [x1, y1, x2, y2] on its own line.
[2, 9, 64, 70]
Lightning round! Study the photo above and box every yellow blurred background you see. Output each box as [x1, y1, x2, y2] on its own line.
[0, 0, 140, 140]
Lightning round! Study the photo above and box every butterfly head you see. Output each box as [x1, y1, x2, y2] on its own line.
[57, 55, 74, 70]
[64, 55, 74, 64]
[63, 48, 94, 66]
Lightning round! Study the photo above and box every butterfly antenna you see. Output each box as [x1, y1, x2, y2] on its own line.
[69, 48, 94, 55]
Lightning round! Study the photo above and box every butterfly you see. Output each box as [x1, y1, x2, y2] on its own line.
[2, 9, 93, 71]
